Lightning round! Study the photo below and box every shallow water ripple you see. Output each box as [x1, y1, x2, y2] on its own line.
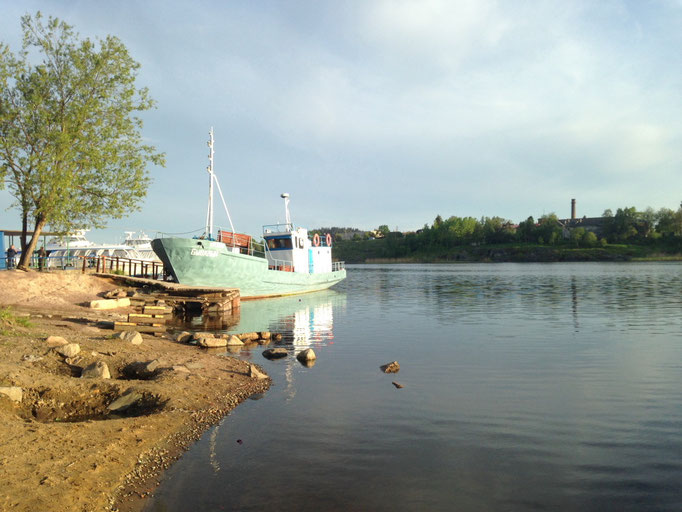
[146, 263, 682, 512]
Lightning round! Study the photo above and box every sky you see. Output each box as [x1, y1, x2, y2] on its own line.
[0, 0, 680, 243]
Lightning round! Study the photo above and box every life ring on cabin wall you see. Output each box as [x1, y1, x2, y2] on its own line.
[326, 233, 332, 246]
[313, 233, 321, 246]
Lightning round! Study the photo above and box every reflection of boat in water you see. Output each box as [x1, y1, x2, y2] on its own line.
[174, 289, 347, 346]
[228, 289, 346, 348]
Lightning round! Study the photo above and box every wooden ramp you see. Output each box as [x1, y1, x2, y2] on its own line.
[100, 274, 240, 333]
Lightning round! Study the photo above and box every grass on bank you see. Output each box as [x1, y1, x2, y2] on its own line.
[0, 306, 33, 335]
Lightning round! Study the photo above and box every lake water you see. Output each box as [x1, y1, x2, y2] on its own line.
[145, 263, 682, 511]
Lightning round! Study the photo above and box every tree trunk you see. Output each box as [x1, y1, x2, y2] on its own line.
[20, 210, 28, 253]
[17, 216, 47, 271]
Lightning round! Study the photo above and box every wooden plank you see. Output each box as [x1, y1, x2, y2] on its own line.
[143, 306, 173, 314]
[128, 314, 168, 325]
[113, 322, 165, 333]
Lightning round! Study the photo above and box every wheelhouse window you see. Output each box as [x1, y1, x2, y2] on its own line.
[267, 237, 293, 250]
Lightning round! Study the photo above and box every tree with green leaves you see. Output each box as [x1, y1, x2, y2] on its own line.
[376, 225, 390, 237]
[583, 231, 598, 247]
[517, 216, 536, 243]
[0, 13, 164, 269]
[570, 227, 586, 246]
[536, 213, 562, 245]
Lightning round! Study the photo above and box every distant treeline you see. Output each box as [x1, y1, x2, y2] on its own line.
[315, 206, 682, 263]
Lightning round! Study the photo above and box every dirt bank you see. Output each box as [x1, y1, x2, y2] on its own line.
[0, 270, 270, 512]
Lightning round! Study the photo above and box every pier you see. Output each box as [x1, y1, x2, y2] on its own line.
[100, 274, 241, 333]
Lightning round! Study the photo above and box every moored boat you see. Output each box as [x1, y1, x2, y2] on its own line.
[46, 230, 161, 267]
[151, 129, 346, 298]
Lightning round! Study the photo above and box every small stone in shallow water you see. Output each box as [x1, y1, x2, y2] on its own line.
[380, 361, 400, 373]
[262, 348, 288, 360]
[226, 335, 244, 346]
[392, 381, 404, 389]
[296, 349, 316, 362]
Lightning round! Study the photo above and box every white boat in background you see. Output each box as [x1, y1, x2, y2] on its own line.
[46, 230, 160, 268]
[44, 230, 96, 251]
[121, 231, 159, 261]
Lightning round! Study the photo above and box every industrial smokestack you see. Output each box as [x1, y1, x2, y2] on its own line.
[571, 199, 576, 220]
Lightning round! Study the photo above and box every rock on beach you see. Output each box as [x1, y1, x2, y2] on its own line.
[45, 335, 68, 348]
[175, 331, 193, 343]
[116, 331, 143, 345]
[90, 298, 131, 309]
[107, 389, 143, 413]
[56, 343, 81, 358]
[81, 361, 111, 379]
[197, 337, 227, 348]
[249, 364, 268, 379]
[0, 386, 23, 402]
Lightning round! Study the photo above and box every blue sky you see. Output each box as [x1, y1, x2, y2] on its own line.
[1, 0, 681, 242]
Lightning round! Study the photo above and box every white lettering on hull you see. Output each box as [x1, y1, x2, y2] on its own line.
[190, 248, 218, 257]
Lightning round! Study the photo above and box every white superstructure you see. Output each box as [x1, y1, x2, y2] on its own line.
[262, 195, 336, 275]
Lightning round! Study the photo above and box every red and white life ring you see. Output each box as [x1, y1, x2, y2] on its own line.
[313, 233, 320, 247]
[326, 233, 332, 246]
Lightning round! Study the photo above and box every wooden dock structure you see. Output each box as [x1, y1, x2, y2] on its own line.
[102, 274, 240, 334]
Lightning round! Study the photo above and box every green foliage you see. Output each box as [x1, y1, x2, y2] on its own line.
[0, 12, 165, 267]
[0, 306, 33, 334]
[376, 225, 390, 236]
[655, 207, 682, 236]
[570, 227, 586, 246]
[517, 216, 536, 243]
[583, 231, 598, 247]
[329, 201, 682, 263]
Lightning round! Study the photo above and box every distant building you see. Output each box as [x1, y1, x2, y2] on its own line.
[557, 199, 607, 237]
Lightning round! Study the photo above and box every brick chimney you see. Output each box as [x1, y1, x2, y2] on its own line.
[571, 199, 576, 220]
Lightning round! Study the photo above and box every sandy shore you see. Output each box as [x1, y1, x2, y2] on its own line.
[0, 270, 270, 511]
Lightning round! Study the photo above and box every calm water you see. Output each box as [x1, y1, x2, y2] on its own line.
[145, 263, 682, 512]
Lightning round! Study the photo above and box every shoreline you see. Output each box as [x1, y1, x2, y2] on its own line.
[0, 271, 270, 512]
[361, 255, 682, 264]
[334, 240, 682, 264]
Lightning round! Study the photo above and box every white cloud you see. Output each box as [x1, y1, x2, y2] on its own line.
[0, 0, 680, 237]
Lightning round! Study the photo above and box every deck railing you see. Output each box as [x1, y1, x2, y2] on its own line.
[81, 255, 166, 280]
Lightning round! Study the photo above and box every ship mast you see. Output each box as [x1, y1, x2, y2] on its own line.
[205, 128, 236, 239]
[205, 127, 215, 239]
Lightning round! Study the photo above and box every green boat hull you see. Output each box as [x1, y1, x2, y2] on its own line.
[151, 237, 346, 298]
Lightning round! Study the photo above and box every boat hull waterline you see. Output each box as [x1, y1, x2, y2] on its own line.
[152, 237, 346, 299]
